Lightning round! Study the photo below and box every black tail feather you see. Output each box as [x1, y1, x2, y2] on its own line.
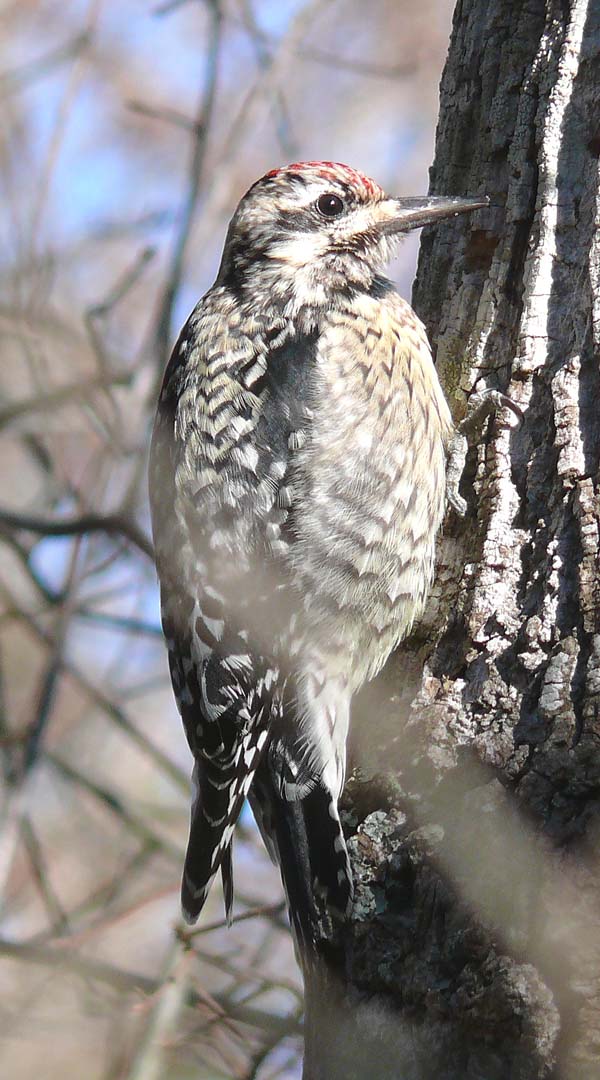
[180, 776, 236, 923]
[181, 757, 252, 924]
[250, 761, 353, 963]
[221, 842, 234, 925]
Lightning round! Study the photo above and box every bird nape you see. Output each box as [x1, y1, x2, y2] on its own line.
[148, 161, 487, 965]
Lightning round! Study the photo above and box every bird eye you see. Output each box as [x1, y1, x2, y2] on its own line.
[316, 193, 345, 218]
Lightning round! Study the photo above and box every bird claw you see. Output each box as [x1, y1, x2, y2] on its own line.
[446, 388, 523, 516]
[457, 388, 523, 436]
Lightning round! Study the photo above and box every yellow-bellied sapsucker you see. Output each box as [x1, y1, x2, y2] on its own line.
[149, 162, 486, 956]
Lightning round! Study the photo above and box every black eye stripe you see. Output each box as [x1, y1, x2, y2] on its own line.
[316, 193, 345, 218]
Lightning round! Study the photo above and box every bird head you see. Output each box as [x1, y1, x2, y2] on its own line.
[218, 161, 487, 307]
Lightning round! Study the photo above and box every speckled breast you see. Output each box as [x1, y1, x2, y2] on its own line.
[288, 293, 452, 688]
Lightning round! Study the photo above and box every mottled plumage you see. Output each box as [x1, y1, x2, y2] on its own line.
[149, 162, 485, 956]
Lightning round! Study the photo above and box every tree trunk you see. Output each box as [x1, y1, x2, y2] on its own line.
[303, 1, 600, 1077]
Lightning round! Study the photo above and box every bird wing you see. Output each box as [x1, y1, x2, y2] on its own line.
[149, 301, 322, 922]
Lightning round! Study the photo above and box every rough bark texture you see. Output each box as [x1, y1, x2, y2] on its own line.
[303, 2, 600, 1078]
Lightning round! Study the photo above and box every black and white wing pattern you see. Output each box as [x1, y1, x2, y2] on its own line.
[149, 297, 340, 931]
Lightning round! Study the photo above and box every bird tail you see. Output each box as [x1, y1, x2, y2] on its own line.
[250, 762, 353, 961]
[181, 759, 250, 924]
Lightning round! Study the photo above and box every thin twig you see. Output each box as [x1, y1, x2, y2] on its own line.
[160, 0, 336, 307]
[0, 373, 131, 429]
[85, 245, 156, 379]
[0, 508, 154, 560]
[152, 0, 193, 15]
[0, 526, 59, 607]
[180, 901, 285, 940]
[127, 99, 199, 133]
[46, 752, 184, 861]
[73, 608, 162, 637]
[230, 10, 419, 81]
[0, 594, 187, 791]
[30, 843, 159, 945]
[0, 937, 158, 993]
[126, 936, 194, 1080]
[152, 0, 223, 373]
[20, 814, 70, 933]
[191, 946, 302, 1005]
[21, 629, 63, 772]
[237, 0, 298, 160]
[28, 0, 101, 251]
[20, 523, 83, 778]
[243, 1026, 299, 1080]
[0, 938, 302, 1034]
[44, 880, 176, 950]
[0, 33, 91, 100]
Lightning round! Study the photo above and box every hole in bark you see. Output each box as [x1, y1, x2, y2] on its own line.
[430, 614, 470, 679]
[464, 230, 499, 272]
[505, 218, 532, 307]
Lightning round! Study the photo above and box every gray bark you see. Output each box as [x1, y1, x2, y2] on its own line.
[303, 1, 600, 1077]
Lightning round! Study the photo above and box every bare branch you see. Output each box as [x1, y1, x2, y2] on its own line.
[152, 0, 223, 372]
[20, 814, 70, 933]
[30, 843, 160, 945]
[84, 245, 157, 382]
[28, 0, 102, 249]
[0, 373, 130, 429]
[126, 99, 199, 134]
[0, 33, 91, 100]
[0, 937, 302, 1035]
[152, 0, 194, 14]
[0, 596, 187, 792]
[125, 937, 194, 1080]
[179, 901, 285, 940]
[230, 11, 420, 81]
[0, 508, 154, 561]
[46, 752, 183, 861]
[237, 0, 298, 160]
[73, 609, 162, 637]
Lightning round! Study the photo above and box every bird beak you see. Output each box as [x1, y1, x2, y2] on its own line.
[379, 195, 489, 234]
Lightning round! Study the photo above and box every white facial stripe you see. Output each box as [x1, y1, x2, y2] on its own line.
[267, 233, 329, 264]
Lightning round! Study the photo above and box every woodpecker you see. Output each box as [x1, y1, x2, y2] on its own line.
[149, 161, 486, 956]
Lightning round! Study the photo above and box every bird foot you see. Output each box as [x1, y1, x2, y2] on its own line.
[446, 388, 523, 516]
